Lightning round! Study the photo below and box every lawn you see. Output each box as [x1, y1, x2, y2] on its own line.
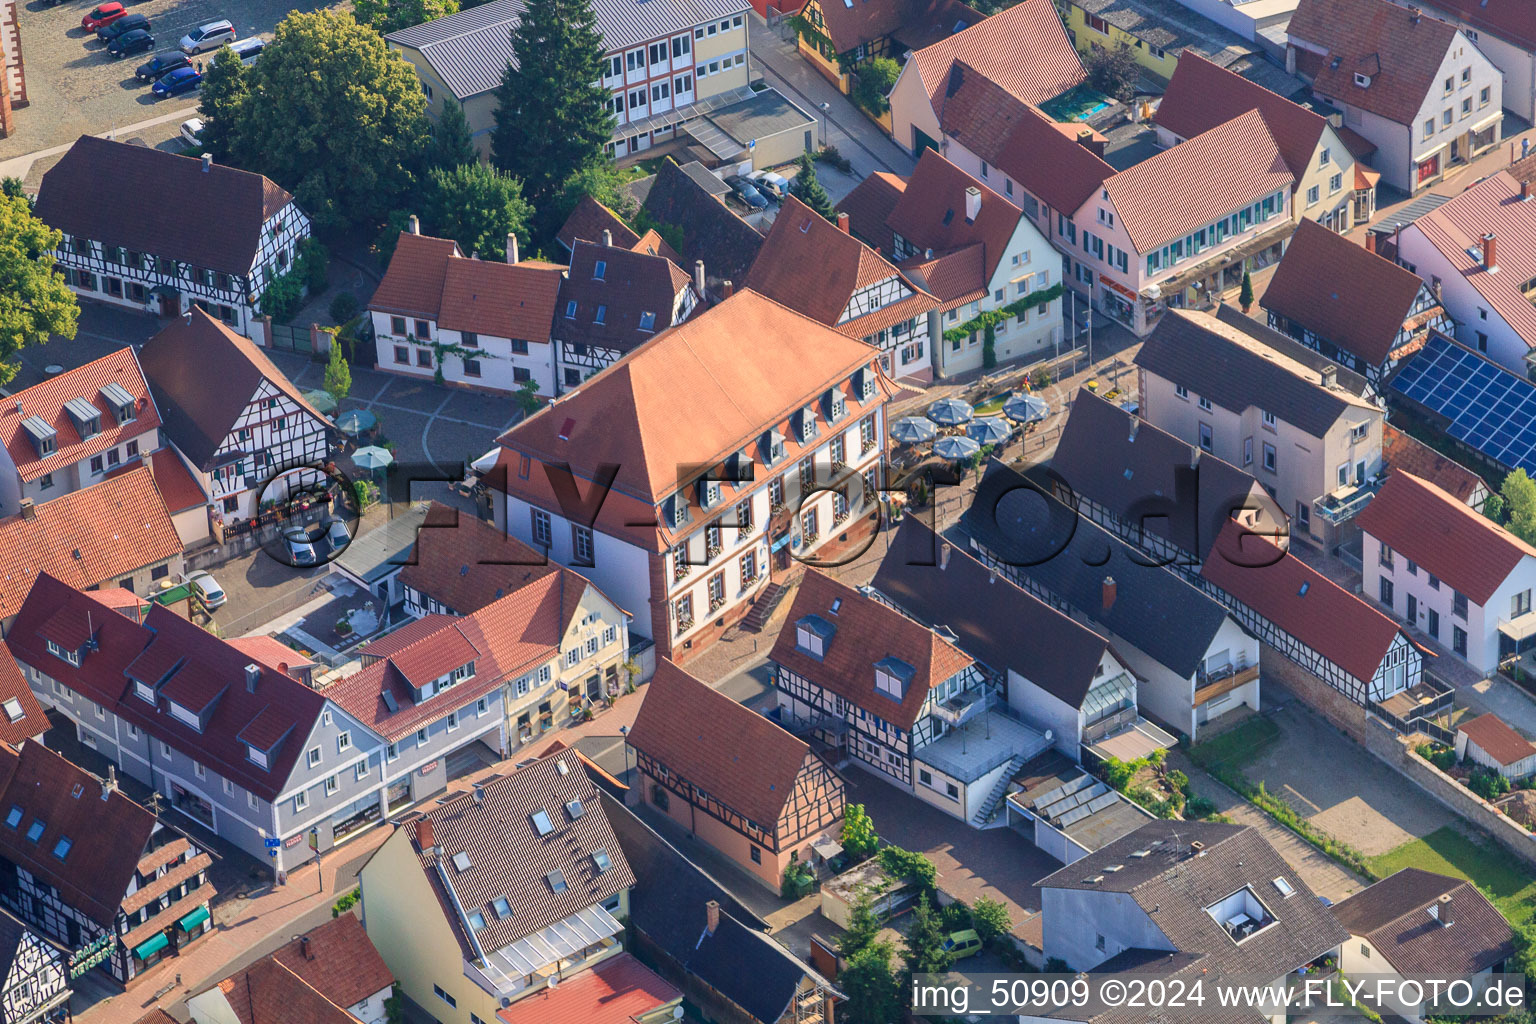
[1369, 826, 1536, 926]
[1188, 716, 1281, 772]
[974, 392, 1011, 416]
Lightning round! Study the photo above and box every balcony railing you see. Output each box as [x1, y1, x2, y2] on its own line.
[1314, 478, 1383, 526]
[1193, 663, 1260, 706]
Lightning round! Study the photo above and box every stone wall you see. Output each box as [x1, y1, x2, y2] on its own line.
[1259, 644, 1368, 742]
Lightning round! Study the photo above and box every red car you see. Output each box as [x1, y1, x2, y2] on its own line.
[82, 3, 126, 32]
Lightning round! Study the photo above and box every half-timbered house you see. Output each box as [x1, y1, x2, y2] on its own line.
[0, 912, 70, 1024]
[492, 289, 891, 665]
[0, 348, 161, 514]
[369, 228, 565, 396]
[1262, 219, 1451, 389]
[137, 310, 332, 526]
[0, 741, 214, 983]
[628, 659, 844, 891]
[792, 0, 981, 95]
[745, 196, 938, 382]
[554, 237, 700, 391]
[33, 137, 310, 347]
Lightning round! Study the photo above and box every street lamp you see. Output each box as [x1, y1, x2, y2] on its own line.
[619, 725, 632, 798]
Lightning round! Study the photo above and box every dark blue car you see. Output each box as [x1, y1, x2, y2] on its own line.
[152, 65, 202, 97]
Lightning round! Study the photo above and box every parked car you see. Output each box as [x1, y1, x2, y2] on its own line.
[136, 50, 190, 81]
[151, 65, 203, 97]
[321, 517, 351, 556]
[283, 528, 320, 567]
[185, 570, 227, 610]
[750, 170, 790, 201]
[108, 28, 155, 58]
[82, 3, 126, 33]
[228, 36, 265, 65]
[97, 13, 148, 42]
[725, 175, 769, 210]
[942, 930, 983, 960]
[179, 117, 205, 147]
[180, 19, 234, 54]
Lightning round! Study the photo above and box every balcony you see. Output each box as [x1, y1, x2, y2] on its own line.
[1193, 663, 1260, 708]
[1313, 477, 1383, 526]
[931, 685, 989, 727]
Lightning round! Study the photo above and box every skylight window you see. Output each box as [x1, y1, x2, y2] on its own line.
[593, 259, 607, 281]
[1273, 876, 1295, 898]
[546, 869, 568, 893]
[52, 837, 71, 861]
[4, 807, 20, 829]
[452, 851, 472, 872]
[565, 798, 584, 821]
[593, 848, 612, 873]
[2, 700, 23, 723]
[639, 311, 656, 331]
[468, 911, 487, 930]
[531, 810, 555, 836]
[25, 819, 44, 843]
[492, 897, 512, 918]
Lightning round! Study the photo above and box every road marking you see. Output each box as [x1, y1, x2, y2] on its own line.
[418, 393, 454, 473]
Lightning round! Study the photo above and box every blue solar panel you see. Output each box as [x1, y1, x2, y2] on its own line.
[1391, 334, 1536, 475]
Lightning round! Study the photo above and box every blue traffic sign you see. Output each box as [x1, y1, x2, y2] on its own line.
[264, 837, 281, 848]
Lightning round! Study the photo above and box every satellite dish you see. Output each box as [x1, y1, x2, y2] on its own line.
[548, 975, 559, 989]
[672, 1008, 685, 1020]
[1044, 730, 1053, 743]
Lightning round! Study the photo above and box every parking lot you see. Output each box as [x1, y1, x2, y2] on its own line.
[3, 0, 332, 158]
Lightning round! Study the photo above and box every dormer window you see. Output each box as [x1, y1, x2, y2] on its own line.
[873, 657, 914, 701]
[167, 700, 202, 731]
[134, 680, 155, 703]
[21, 417, 56, 459]
[247, 744, 270, 769]
[45, 640, 80, 668]
[639, 311, 656, 332]
[854, 368, 876, 402]
[824, 388, 846, 423]
[795, 406, 818, 443]
[761, 428, 786, 466]
[795, 614, 834, 659]
[697, 478, 721, 509]
[664, 493, 691, 528]
[65, 397, 102, 439]
[101, 383, 136, 424]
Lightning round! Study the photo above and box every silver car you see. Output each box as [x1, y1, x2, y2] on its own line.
[186, 570, 226, 609]
[283, 528, 320, 567]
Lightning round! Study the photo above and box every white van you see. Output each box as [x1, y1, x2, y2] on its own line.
[181, 19, 235, 54]
[228, 36, 264, 65]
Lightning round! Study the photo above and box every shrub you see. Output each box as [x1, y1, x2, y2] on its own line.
[259, 273, 305, 322]
[328, 291, 360, 323]
[816, 145, 853, 174]
[842, 803, 879, 861]
[939, 900, 972, 933]
[332, 887, 360, 917]
[1420, 743, 1458, 771]
[781, 859, 814, 899]
[971, 896, 1012, 945]
[299, 237, 330, 293]
[878, 845, 936, 896]
[1185, 795, 1220, 819]
[1469, 768, 1512, 801]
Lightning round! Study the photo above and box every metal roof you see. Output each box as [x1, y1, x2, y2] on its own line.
[332, 501, 432, 584]
[99, 382, 136, 410]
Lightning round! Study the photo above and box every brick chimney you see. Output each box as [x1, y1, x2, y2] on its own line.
[836, 211, 850, 234]
[1364, 231, 1377, 254]
[1102, 576, 1116, 611]
[416, 818, 436, 854]
[1483, 232, 1498, 271]
[18, 498, 34, 522]
[301, 934, 314, 960]
[705, 899, 720, 935]
[722, 280, 735, 298]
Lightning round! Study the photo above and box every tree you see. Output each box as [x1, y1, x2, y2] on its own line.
[1504, 470, 1536, 545]
[900, 895, 954, 981]
[790, 153, 836, 222]
[1239, 269, 1255, 312]
[0, 178, 25, 200]
[842, 803, 878, 861]
[851, 56, 901, 117]
[971, 896, 1011, 946]
[840, 941, 901, 1024]
[490, 0, 614, 213]
[552, 161, 637, 228]
[353, 0, 458, 34]
[229, 11, 430, 229]
[196, 46, 249, 162]
[1085, 43, 1140, 103]
[426, 163, 532, 261]
[324, 342, 353, 401]
[838, 888, 882, 958]
[1485, 492, 1507, 525]
[513, 379, 543, 417]
[0, 195, 78, 385]
[430, 97, 478, 171]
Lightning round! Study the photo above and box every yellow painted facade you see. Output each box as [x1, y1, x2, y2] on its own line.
[1063, 3, 1179, 85]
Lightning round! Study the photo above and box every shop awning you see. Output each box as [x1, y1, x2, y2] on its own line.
[178, 904, 210, 931]
[133, 932, 169, 960]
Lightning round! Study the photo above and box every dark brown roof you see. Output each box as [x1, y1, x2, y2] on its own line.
[35, 136, 295, 277]
[1356, 471, 1536, 605]
[556, 196, 641, 253]
[0, 742, 156, 928]
[267, 914, 396, 1011]
[555, 239, 695, 357]
[1261, 218, 1430, 367]
[1154, 52, 1332, 181]
[937, 63, 1113, 216]
[409, 752, 635, 955]
[398, 501, 565, 614]
[815, 0, 982, 54]
[639, 159, 763, 289]
[1457, 712, 1536, 765]
[1381, 425, 1490, 505]
[869, 518, 1114, 708]
[835, 171, 906, 253]
[908, 0, 1086, 114]
[1423, 0, 1536, 48]
[885, 149, 1024, 284]
[137, 309, 331, 470]
[1288, 0, 1462, 126]
[1332, 868, 1515, 974]
[370, 233, 462, 319]
[628, 659, 816, 825]
[440, 258, 564, 343]
[216, 956, 357, 1024]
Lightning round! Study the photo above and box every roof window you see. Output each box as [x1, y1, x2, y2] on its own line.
[593, 848, 612, 873]
[565, 798, 584, 821]
[452, 851, 472, 872]
[546, 869, 568, 893]
[531, 810, 555, 835]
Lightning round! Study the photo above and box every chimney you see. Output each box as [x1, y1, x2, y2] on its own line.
[1438, 893, 1453, 927]
[705, 899, 720, 935]
[201, 153, 212, 173]
[102, 765, 118, 801]
[506, 233, 519, 264]
[836, 211, 850, 234]
[1102, 576, 1117, 611]
[1483, 232, 1498, 271]
[1523, 179, 1531, 200]
[1128, 418, 1139, 442]
[1365, 231, 1377, 254]
[1321, 365, 1338, 389]
[940, 542, 952, 570]
[693, 259, 706, 294]
[601, 229, 613, 247]
[964, 186, 981, 223]
[1431, 274, 1443, 301]
[1191, 840, 1206, 857]
[472, 783, 484, 805]
[416, 818, 437, 854]
[18, 498, 34, 522]
[722, 280, 735, 298]
[301, 934, 314, 960]
[1285, 44, 1296, 76]
[988, 565, 999, 585]
[244, 663, 260, 693]
[1410, 6, 1421, 23]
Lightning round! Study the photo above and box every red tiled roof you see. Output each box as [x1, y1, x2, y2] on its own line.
[1408, 172, 1536, 348]
[628, 660, 815, 827]
[937, 63, 1113, 216]
[1103, 110, 1293, 254]
[6, 574, 328, 801]
[770, 569, 974, 731]
[0, 655, 45, 747]
[0, 348, 160, 484]
[1153, 52, 1331, 182]
[147, 447, 207, 513]
[1423, 0, 1536, 48]
[1381, 425, 1489, 506]
[556, 196, 641, 254]
[0, 468, 182, 622]
[496, 289, 889, 503]
[836, 171, 906, 253]
[370, 233, 463, 319]
[216, 956, 357, 1024]
[497, 952, 680, 1024]
[1356, 471, 1535, 605]
[886, 149, 1021, 285]
[268, 914, 395, 1012]
[1261, 219, 1430, 366]
[1201, 521, 1405, 683]
[439, 258, 563, 343]
[1458, 712, 1536, 766]
[631, 228, 682, 264]
[908, 0, 1085, 115]
[900, 245, 988, 308]
[359, 613, 458, 659]
[1288, 0, 1463, 125]
[815, 0, 982, 54]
